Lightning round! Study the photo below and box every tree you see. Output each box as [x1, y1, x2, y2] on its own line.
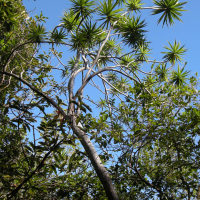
[1, 0, 199, 199]
[0, 1, 98, 199]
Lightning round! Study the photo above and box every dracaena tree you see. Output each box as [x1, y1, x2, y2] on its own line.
[2, 0, 199, 199]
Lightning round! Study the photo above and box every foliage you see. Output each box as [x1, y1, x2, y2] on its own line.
[152, 0, 187, 26]
[162, 40, 187, 65]
[1, 0, 199, 200]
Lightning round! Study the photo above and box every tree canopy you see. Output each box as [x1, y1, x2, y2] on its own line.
[1, 0, 200, 199]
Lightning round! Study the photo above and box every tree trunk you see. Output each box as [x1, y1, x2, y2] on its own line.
[71, 116, 119, 200]
[197, 185, 200, 200]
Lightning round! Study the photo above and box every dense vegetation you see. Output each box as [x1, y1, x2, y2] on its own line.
[1, 0, 199, 199]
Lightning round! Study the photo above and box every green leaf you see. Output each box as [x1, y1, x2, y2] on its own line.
[56, 96, 62, 105]
[80, 105, 86, 113]
[115, 15, 147, 47]
[162, 40, 187, 65]
[152, 0, 187, 27]
[70, 0, 95, 21]
[28, 24, 47, 44]
[61, 10, 81, 32]
[3, 107, 8, 115]
[170, 65, 190, 87]
[126, 0, 145, 12]
[50, 164, 57, 175]
[51, 28, 67, 45]
[98, 0, 123, 28]
[81, 101, 92, 112]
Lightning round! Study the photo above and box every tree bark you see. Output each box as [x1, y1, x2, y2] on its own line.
[71, 116, 119, 200]
[197, 185, 200, 200]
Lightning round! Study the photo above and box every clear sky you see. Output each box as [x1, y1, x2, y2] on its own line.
[23, 0, 200, 75]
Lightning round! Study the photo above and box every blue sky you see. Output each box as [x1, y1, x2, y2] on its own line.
[21, 0, 200, 131]
[21, 0, 200, 127]
[23, 0, 200, 75]
[22, 0, 200, 116]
